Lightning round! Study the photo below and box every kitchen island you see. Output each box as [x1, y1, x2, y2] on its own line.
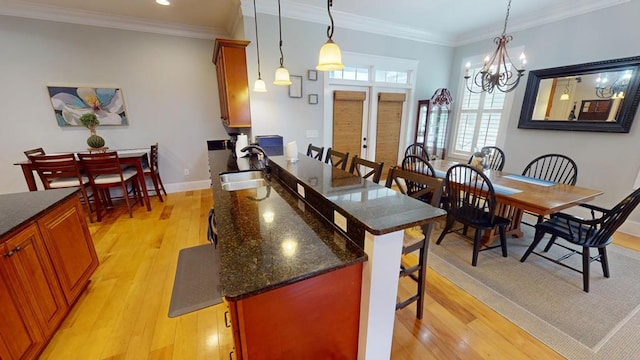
[208, 149, 445, 359]
[0, 188, 98, 360]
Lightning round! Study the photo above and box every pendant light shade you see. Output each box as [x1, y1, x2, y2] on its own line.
[273, 0, 291, 86]
[252, 0, 267, 92]
[274, 66, 291, 85]
[253, 78, 267, 92]
[317, 39, 343, 71]
[317, 0, 344, 71]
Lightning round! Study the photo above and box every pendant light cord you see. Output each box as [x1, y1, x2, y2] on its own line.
[277, 0, 284, 67]
[253, 0, 262, 78]
[326, 0, 334, 40]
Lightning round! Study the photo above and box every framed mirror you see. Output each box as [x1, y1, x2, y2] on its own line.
[518, 56, 640, 133]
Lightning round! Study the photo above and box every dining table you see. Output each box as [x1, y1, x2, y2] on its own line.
[430, 159, 604, 243]
[14, 150, 153, 211]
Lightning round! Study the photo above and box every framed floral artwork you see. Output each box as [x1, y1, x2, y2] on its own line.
[47, 86, 129, 126]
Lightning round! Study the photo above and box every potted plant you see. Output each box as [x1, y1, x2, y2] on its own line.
[79, 113, 105, 148]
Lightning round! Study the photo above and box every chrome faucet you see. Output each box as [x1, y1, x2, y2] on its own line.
[241, 145, 270, 175]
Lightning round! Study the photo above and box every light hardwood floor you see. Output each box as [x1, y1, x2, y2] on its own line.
[39, 190, 639, 359]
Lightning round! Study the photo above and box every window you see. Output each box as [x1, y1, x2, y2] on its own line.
[329, 66, 369, 81]
[450, 63, 512, 158]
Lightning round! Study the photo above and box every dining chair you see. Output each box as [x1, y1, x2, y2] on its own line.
[324, 148, 349, 170]
[29, 153, 94, 222]
[435, 164, 510, 266]
[78, 151, 143, 222]
[385, 166, 443, 319]
[404, 143, 429, 160]
[143, 143, 167, 202]
[348, 155, 384, 184]
[522, 153, 577, 185]
[401, 155, 437, 203]
[306, 144, 325, 160]
[520, 187, 640, 292]
[467, 146, 506, 171]
[24, 147, 45, 159]
[522, 153, 578, 226]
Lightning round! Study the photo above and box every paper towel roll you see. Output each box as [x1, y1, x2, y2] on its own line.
[285, 141, 298, 162]
[235, 134, 248, 158]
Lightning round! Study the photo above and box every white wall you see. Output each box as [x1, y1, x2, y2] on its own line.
[0, 15, 228, 195]
[242, 13, 453, 148]
[449, 1, 640, 225]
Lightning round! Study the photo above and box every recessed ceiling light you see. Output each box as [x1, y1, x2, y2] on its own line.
[156, 0, 170, 5]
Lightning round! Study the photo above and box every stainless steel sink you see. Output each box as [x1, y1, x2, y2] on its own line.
[219, 170, 267, 191]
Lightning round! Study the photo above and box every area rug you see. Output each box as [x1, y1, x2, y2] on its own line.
[427, 227, 640, 359]
[168, 244, 223, 318]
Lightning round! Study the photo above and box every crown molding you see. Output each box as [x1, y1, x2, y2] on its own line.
[240, 0, 455, 46]
[454, 0, 630, 46]
[241, 0, 629, 48]
[0, 0, 226, 39]
[0, 0, 629, 45]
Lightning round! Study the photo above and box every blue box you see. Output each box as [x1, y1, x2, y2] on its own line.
[256, 135, 283, 156]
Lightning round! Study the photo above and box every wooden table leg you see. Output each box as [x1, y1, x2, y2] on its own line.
[482, 203, 524, 244]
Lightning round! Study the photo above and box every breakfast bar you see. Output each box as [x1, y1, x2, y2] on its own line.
[209, 149, 445, 359]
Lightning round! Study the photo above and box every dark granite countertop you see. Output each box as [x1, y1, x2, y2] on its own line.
[208, 150, 367, 301]
[269, 155, 447, 235]
[0, 188, 79, 240]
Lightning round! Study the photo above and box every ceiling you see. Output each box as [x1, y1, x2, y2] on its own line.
[0, 0, 628, 45]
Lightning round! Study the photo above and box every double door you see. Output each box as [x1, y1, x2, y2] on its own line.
[330, 86, 408, 179]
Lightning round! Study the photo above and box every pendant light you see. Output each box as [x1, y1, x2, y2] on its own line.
[252, 0, 266, 92]
[273, 0, 291, 85]
[316, 0, 344, 71]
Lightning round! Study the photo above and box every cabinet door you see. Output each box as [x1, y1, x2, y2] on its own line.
[37, 197, 99, 304]
[215, 50, 230, 125]
[0, 242, 46, 360]
[3, 224, 68, 339]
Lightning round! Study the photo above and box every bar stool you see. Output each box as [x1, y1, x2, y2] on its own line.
[385, 166, 444, 319]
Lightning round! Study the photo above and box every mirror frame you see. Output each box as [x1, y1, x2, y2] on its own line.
[518, 56, 640, 133]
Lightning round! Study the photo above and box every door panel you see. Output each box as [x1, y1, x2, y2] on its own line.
[375, 92, 406, 179]
[332, 90, 367, 163]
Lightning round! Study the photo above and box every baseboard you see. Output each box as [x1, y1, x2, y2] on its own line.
[619, 220, 640, 238]
[165, 180, 211, 194]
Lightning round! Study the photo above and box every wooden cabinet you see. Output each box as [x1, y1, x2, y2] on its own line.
[37, 197, 98, 305]
[0, 195, 98, 360]
[1, 224, 68, 339]
[213, 38, 251, 128]
[0, 257, 45, 360]
[225, 263, 362, 359]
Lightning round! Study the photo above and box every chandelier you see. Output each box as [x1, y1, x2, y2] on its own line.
[464, 0, 526, 94]
[595, 71, 631, 99]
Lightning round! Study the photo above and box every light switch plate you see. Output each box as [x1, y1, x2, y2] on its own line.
[306, 130, 319, 138]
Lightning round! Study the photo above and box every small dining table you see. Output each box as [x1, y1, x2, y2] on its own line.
[430, 159, 604, 242]
[14, 151, 153, 211]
